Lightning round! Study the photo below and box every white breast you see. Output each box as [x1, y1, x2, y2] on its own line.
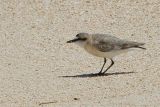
[74, 41, 86, 48]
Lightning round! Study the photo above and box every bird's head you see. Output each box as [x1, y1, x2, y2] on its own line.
[67, 33, 89, 47]
[67, 33, 89, 43]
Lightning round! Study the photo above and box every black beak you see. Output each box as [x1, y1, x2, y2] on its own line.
[67, 38, 80, 43]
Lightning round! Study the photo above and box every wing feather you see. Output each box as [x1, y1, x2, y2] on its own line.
[91, 34, 145, 52]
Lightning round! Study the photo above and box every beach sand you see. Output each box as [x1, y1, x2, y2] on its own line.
[0, 0, 160, 107]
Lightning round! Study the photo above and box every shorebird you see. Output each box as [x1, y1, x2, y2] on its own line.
[67, 33, 146, 75]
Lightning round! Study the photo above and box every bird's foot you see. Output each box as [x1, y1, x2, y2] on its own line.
[97, 72, 105, 76]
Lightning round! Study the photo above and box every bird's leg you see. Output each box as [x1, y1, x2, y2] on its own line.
[98, 58, 106, 75]
[102, 59, 114, 74]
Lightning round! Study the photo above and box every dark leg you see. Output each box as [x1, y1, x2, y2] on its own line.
[102, 59, 114, 74]
[98, 58, 106, 74]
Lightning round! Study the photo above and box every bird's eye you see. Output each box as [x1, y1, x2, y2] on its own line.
[80, 38, 87, 41]
[76, 34, 79, 37]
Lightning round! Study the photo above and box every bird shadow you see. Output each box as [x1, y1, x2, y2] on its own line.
[59, 71, 136, 78]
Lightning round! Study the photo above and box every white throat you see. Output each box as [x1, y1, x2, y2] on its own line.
[74, 41, 86, 48]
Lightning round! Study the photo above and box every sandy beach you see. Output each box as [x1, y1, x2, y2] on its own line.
[0, 0, 160, 107]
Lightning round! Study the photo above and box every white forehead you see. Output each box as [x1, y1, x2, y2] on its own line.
[76, 33, 89, 38]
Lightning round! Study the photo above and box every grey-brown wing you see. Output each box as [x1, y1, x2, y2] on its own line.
[92, 34, 145, 52]
[92, 40, 116, 52]
[91, 34, 122, 52]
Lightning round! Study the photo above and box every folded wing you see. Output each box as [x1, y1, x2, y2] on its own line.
[92, 34, 145, 52]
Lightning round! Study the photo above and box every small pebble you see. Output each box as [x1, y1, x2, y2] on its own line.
[74, 98, 80, 100]
[86, 1, 90, 3]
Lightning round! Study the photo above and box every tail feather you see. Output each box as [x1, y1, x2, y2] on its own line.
[135, 42, 146, 50]
[135, 46, 146, 50]
[122, 42, 146, 50]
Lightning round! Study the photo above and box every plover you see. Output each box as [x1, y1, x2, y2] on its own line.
[67, 33, 146, 75]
